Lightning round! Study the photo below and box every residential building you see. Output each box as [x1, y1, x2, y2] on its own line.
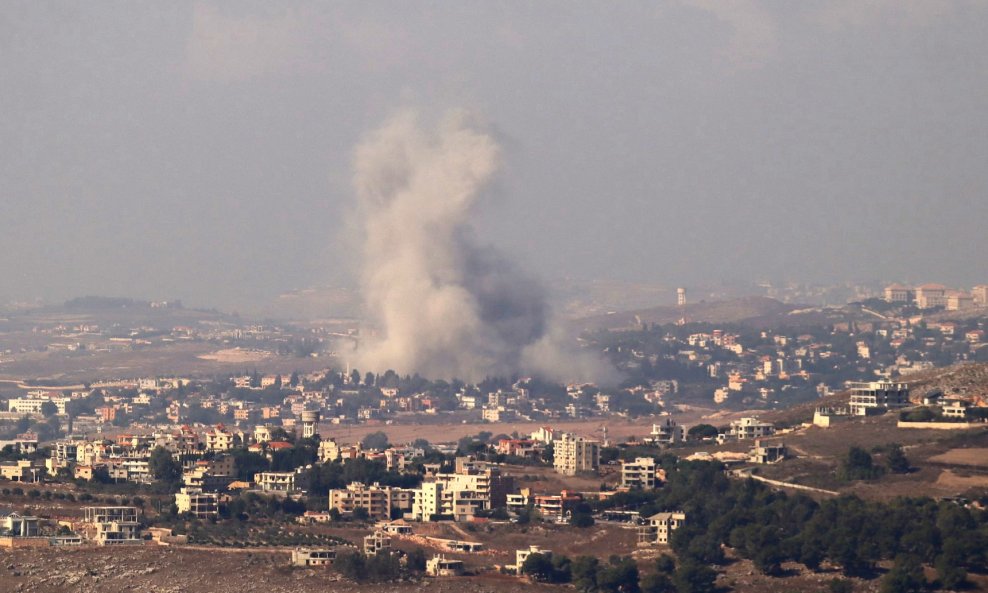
[83, 507, 141, 545]
[1, 512, 39, 537]
[553, 433, 600, 476]
[941, 398, 970, 419]
[646, 418, 682, 446]
[328, 482, 393, 520]
[621, 457, 660, 489]
[254, 472, 297, 494]
[426, 555, 464, 577]
[291, 548, 337, 567]
[848, 381, 909, 416]
[637, 511, 686, 546]
[513, 545, 552, 573]
[719, 417, 775, 442]
[175, 488, 219, 519]
[749, 440, 787, 464]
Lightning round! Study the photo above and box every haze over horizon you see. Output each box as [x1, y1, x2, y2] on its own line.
[3, 2, 987, 313]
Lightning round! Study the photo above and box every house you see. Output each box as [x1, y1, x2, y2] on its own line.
[941, 398, 970, 419]
[426, 555, 464, 577]
[646, 418, 682, 446]
[291, 547, 338, 567]
[637, 511, 686, 546]
[175, 488, 219, 519]
[513, 545, 552, 573]
[83, 507, 141, 545]
[254, 471, 298, 494]
[1, 512, 39, 537]
[718, 417, 775, 443]
[749, 440, 787, 464]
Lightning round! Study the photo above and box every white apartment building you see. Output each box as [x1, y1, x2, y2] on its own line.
[718, 417, 775, 443]
[254, 472, 296, 493]
[83, 506, 141, 545]
[848, 381, 909, 416]
[7, 397, 69, 415]
[553, 433, 600, 476]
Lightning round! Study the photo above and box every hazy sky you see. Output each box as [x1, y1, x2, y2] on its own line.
[2, 2, 986, 311]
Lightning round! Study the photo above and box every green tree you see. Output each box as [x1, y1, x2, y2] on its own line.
[148, 446, 181, 484]
[571, 556, 600, 592]
[640, 572, 674, 593]
[40, 401, 58, 418]
[521, 553, 556, 582]
[687, 424, 719, 439]
[673, 559, 717, 593]
[880, 555, 925, 593]
[886, 444, 910, 474]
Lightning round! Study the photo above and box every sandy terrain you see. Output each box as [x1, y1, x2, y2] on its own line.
[927, 448, 988, 468]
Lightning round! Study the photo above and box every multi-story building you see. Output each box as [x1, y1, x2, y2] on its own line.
[328, 482, 393, 520]
[291, 548, 337, 567]
[363, 531, 392, 556]
[83, 507, 141, 545]
[638, 511, 686, 546]
[719, 417, 775, 442]
[318, 438, 341, 463]
[254, 472, 297, 494]
[973, 285, 988, 307]
[175, 488, 219, 519]
[204, 425, 241, 451]
[749, 440, 787, 464]
[7, 397, 69, 415]
[915, 284, 948, 309]
[883, 284, 914, 303]
[646, 418, 682, 446]
[621, 457, 660, 489]
[553, 433, 600, 476]
[848, 381, 909, 416]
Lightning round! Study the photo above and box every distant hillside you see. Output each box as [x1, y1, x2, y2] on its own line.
[572, 296, 796, 332]
[764, 362, 988, 427]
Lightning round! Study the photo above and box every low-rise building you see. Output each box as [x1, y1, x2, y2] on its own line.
[749, 440, 787, 464]
[638, 511, 686, 546]
[718, 417, 775, 443]
[291, 547, 338, 567]
[254, 472, 297, 494]
[83, 506, 141, 545]
[513, 545, 552, 573]
[426, 555, 464, 577]
[175, 487, 219, 519]
[363, 531, 391, 556]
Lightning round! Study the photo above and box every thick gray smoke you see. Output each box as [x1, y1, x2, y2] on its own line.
[351, 109, 613, 384]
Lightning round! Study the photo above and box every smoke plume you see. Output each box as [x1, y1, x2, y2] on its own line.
[351, 109, 613, 384]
